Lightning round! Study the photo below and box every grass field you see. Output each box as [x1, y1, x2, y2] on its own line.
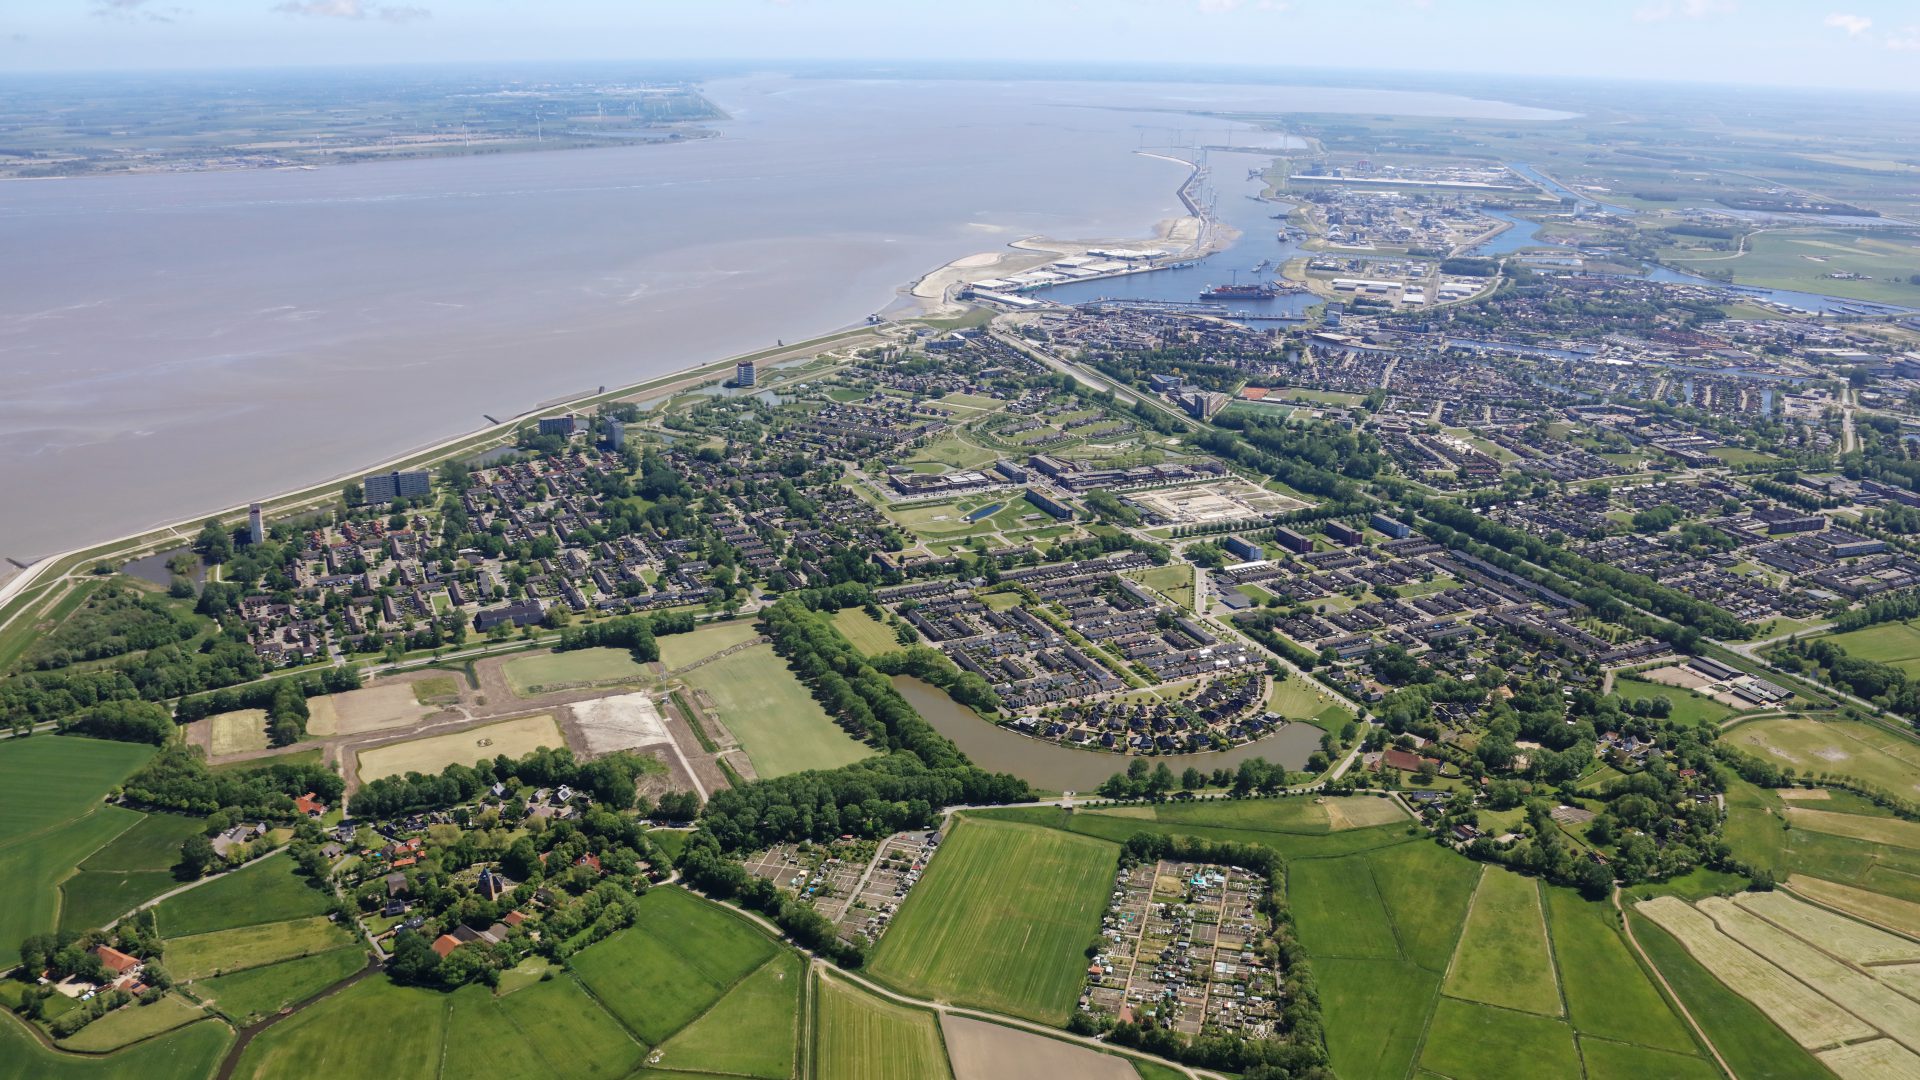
[0, 736, 154, 844]
[1670, 227, 1920, 306]
[1443, 866, 1561, 1016]
[1129, 564, 1194, 609]
[1578, 1038, 1722, 1080]
[1724, 716, 1920, 796]
[1266, 676, 1351, 727]
[1289, 855, 1400, 960]
[654, 950, 801, 1078]
[232, 974, 445, 1080]
[1786, 806, 1920, 848]
[59, 868, 178, 934]
[657, 619, 763, 669]
[0, 1009, 230, 1080]
[493, 974, 645, 1078]
[1612, 676, 1736, 727]
[208, 709, 270, 755]
[410, 676, 461, 706]
[832, 608, 903, 655]
[868, 817, 1116, 1025]
[569, 886, 777, 1045]
[356, 714, 563, 782]
[1821, 620, 1920, 671]
[1324, 795, 1409, 831]
[1417, 997, 1582, 1080]
[1629, 912, 1835, 1080]
[55, 994, 206, 1052]
[304, 683, 434, 736]
[166, 915, 356, 981]
[814, 973, 952, 1080]
[195, 946, 366, 1023]
[681, 644, 873, 777]
[153, 856, 334, 938]
[4, 804, 142, 947]
[1790, 875, 1920, 937]
[503, 647, 651, 696]
[1366, 840, 1480, 972]
[79, 812, 203, 873]
[1545, 891, 1697, 1053]
[1146, 796, 1333, 834]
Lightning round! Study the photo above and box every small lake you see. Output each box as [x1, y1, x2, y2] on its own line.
[964, 502, 1003, 523]
[893, 675, 1323, 793]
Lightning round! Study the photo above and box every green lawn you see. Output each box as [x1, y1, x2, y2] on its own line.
[54, 994, 206, 1052]
[1628, 911, 1834, 1080]
[569, 886, 778, 1045]
[813, 974, 952, 1080]
[655, 950, 801, 1079]
[166, 915, 357, 981]
[1288, 855, 1400, 959]
[657, 619, 763, 669]
[502, 647, 651, 695]
[1266, 676, 1351, 728]
[1443, 866, 1561, 1016]
[831, 608, 904, 656]
[1417, 997, 1582, 1080]
[153, 856, 334, 938]
[1821, 620, 1920, 665]
[1612, 676, 1737, 728]
[232, 975, 444, 1080]
[195, 947, 367, 1024]
[1546, 890, 1699, 1054]
[0, 1009, 229, 1080]
[868, 817, 1117, 1025]
[681, 644, 874, 777]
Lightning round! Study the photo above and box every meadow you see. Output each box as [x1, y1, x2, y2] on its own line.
[568, 885, 778, 1045]
[502, 646, 651, 696]
[867, 817, 1116, 1025]
[165, 914, 357, 981]
[194, 946, 367, 1024]
[1819, 620, 1920, 676]
[0, 734, 158, 946]
[60, 812, 209, 932]
[681, 644, 873, 777]
[153, 856, 334, 937]
[1723, 716, 1920, 796]
[0, 1009, 230, 1080]
[54, 994, 206, 1052]
[831, 608, 904, 655]
[656, 619, 763, 669]
[653, 949, 802, 1078]
[1442, 866, 1560, 1016]
[1611, 675, 1736, 727]
[813, 972, 952, 1080]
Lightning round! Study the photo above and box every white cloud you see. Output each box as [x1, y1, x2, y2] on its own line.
[1887, 25, 1920, 50]
[1634, 0, 1735, 22]
[1823, 12, 1872, 36]
[1196, 0, 1242, 12]
[92, 0, 187, 22]
[273, 0, 429, 22]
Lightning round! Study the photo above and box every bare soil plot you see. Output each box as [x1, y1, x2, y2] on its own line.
[1636, 895, 1874, 1049]
[1786, 807, 1920, 849]
[1734, 889, 1920, 965]
[1791, 875, 1920, 938]
[1820, 1038, 1920, 1080]
[938, 1015, 1135, 1080]
[208, 709, 270, 755]
[306, 683, 436, 737]
[1324, 795, 1408, 830]
[657, 620, 763, 669]
[357, 714, 564, 781]
[1700, 895, 1920, 1053]
[1778, 788, 1833, 801]
[567, 692, 672, 756]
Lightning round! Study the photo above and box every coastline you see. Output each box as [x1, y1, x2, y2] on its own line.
[0, 145, 1246, 634]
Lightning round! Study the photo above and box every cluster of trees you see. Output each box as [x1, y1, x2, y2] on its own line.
[553, 609, 697, 658]
[1830, 589, 1920, 634]
[1098, 832, 1327, 1079]
[1082, 489, 1142, 526]
[866, 646, 1001, 714]
[1773, 638, 1920, 724]
[676, 833, 865, 966]
[349, 746, 657, 820]
[14, 916, 173, 1035]
[58, 699, 175, 744]
[21, 586, 203, 671]
[699, 752, 1024, 853]
[0, 633, 275, 734]
[1095, 757, 1295, 800]
[121, 744, 343, 818]
[1196, 416, 1383, 505]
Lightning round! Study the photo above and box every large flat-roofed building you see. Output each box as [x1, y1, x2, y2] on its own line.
[736, 360, 757, 387]
[537, 415, 579, 437]
[364, 469, 431, 504]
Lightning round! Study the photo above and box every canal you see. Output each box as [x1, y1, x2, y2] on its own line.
[893, 676, 1324, 793]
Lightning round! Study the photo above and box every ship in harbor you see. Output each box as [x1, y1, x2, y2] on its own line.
[1199, 281, 1281, 300]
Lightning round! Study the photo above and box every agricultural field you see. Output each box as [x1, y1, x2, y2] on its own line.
[832, 608, 904, 655]
[153, 856, 334, 937]
[1723, 716, 1920, 796]
[194, 946, 367, 1023]
[680, 644, 874, 777]
[1441, 866, 1560, 1016]
[1611, 676, 1736, 727]
[656, 619, 763, 670]
[502, 647, 650, 696]
[868, 817, 1116, 1025]
[1819, 620, 1920, 676]
[1417, 997, 1582, 1080]
[55, 994, 206, 1052]
[355, 714, 563, 782]
[813, 972, 952, 1080]
[1785, 806, 1920, 848]
[59, 810, 206, 932]
[207, 709, 270, 755]
[569, 885, 779, 1045]
[0, 735, 156, 946]
[304, 683, 436, 736]
[939, 1015, 1135, 1080]
[1663, 227, 1920, 306]
[165, 914, 357, 981]
[1790, 874, 1920, 937]
[231, 974, 446, 1080]
[0, 1009, 230, 1080]
[653, 949, 802, 1078]
[1721, 780, 1920, 905]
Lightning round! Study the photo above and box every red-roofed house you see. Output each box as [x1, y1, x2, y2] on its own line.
[294, 792, 327, 817]
[1379, 748, 1438, 773]
[576, 852, 602, 874]
[431, 934, 462, 959]
[502, 910, 527, 927]
[92, 945, 141, 978]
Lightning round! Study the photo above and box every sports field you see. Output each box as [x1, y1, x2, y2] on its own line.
[832, 608, 903, 655]
[165, 914, 357, 981]
[0, 1008, 230, 1080]
[207, 709, 270, 755]
[681, 644, 874, 777]
[657, 619, 762, 669]
[1724, 716, 1920, 796]
[0, 735, 155, 947]
[868, 817, 1117, 1025]
[154, 856, 334, 937]
[1442, 866, 1560, 1016]
[355, 714, 563, 782]
[814, 973, 952, 1080]
[503, 646, 651, 696]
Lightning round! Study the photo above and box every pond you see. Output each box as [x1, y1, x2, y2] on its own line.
[964, 502, 1004, 523]
[894, 676, 1324, 793]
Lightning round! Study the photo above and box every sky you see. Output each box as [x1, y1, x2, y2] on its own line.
[3, 0, 1918, 94]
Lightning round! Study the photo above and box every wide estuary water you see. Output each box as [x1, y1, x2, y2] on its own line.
[0, 74, 1568, 562]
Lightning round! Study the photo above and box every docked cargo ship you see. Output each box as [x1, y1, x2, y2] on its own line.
[1199, 282, 1280, 301]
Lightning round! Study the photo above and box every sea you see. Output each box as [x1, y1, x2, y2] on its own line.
[0, 74, 1571, 561]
